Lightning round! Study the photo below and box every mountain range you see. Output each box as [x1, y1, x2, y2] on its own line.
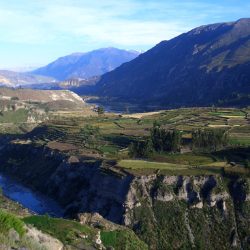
[32, 48, 140, 81]
[93, 18, 250, 107]
[1, 19, 250, 108]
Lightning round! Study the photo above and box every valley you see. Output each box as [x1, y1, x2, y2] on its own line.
[0, 7, 249, 249]
[0, 89, 249, 249]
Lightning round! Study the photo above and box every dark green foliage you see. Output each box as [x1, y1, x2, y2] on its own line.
[150, 123, 181, 152]
[0, 210, 25, 236]
[10, 96, 19, 101]
[129, 139, 153, 158]
[192, 128, 229, 152]
[131, 176, 249, 250]
[81, 124, 100, 137]
[101, 230, 148, 250]
[80, 124, 100, 146]
[188, 204, 235, 250]
[129, 124, 182, 158]
[133, 204, 159, 249]
[97, 106, 104, 115]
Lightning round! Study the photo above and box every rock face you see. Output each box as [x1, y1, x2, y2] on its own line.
[0, 144, 133, 224]
[95, 18, 250, 108]
[0, 144, 249, 249]
[26, 225, 64, 250]
[123, 175, 250, 249]
[78, 212, 123, 231]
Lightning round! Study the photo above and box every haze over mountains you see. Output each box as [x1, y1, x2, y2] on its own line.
[92, 18, 250, 107]
[32, 48, 140, 81]
[0, 70, 55, 87]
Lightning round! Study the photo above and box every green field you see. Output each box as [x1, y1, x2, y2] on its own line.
[118, 159, 188, 170]
[1, 106, 249, 176]
[0, 109, 28, 123]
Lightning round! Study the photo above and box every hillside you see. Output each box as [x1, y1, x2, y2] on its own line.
[95, 18, 250, 108]
[0, 87, 84, 105]
[0, 88, 88, 135]
[32, 48, 140, 81]
[0, 70, 55, 87]
[0, 106, 249, 249]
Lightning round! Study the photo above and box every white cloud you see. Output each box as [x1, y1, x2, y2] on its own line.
[0, 0, 249, 48]
[0, 1, 201, 47]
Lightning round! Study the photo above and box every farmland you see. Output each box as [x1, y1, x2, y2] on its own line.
[1, 106, 248, 176]
[0, 103, 250, 249]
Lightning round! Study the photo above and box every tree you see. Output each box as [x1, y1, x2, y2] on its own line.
[129, 139, 153, 158]
[192, 128, 228, 152]
[97, 106, 104, 115]
[150, 123, 181, 152]
[128, 123, 182, 159]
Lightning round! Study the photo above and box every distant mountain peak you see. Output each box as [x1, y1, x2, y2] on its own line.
[32, 48, 140, 81]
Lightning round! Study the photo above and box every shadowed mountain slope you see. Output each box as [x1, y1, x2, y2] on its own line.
[95, 19, 250, 107]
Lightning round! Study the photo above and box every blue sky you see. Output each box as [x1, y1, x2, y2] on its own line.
[0, 0, 249, 69]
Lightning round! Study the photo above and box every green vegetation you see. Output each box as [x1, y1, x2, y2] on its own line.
[128, 124, 182, 158]
[151, 124, 181, 152]
[23, 215, 148, 249]
[1, 107, 247, 176]
[150, 152, 215, 165]
[0, 210, 25, 236]
[97, 106, 105, 115]
[0, 109, 28, 123]
[101, 230, 148, 250]
[129, 175, 250, 250]
[23, 215, 96, 246]
[119, 159, 187, 170]
[192, 128, 229, 151]
[0, 105, 249, 249]
[129, 139, 153, 158]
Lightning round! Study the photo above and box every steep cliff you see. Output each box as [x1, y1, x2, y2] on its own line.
[0, 143, 132, 224]
[124, 175, 250, 249]
[0, 143, 249, 249]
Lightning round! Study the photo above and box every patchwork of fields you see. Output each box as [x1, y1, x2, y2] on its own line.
[1, 106, 248, 176]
